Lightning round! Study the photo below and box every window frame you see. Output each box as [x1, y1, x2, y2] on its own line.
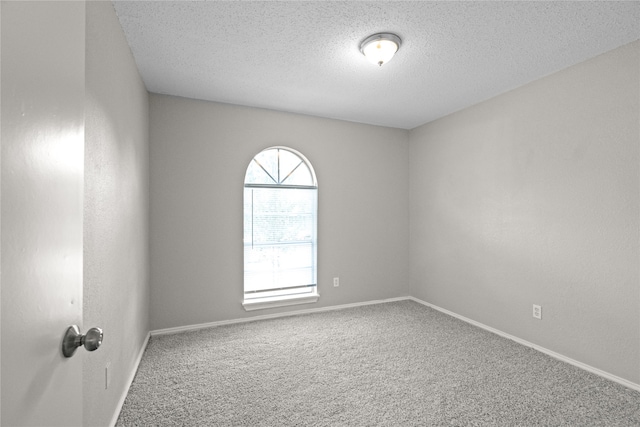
[242, 146, 319, 311]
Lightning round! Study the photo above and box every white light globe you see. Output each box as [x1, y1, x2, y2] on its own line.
[363, 39, 398, 66]
[360, 33, 402, 67]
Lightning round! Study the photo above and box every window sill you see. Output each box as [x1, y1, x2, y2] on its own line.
[242, 292, 320, 312]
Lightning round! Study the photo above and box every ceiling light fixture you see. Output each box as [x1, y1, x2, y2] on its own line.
[360, 33, 402, 67]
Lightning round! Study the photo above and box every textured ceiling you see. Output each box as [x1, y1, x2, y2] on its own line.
[112, 1, 640, 130]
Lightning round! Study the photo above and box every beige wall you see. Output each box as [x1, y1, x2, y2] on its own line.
[409, 40, 640, 384]
[84, 2, 150, 425]
[149, 95, 410, 330]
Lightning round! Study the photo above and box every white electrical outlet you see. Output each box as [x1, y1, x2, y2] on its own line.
[533, 304, 542, 320]
[333, 277, 339, 287]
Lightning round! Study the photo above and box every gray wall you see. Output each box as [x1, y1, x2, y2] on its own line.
[409, 40, 639, 384]
[149, 95, 410, 330]
[84, 2, 150, 425]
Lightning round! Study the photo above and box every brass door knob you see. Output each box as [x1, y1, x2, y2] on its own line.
[62, 325, 103, 358]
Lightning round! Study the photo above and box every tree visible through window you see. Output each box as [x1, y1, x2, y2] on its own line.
[243, 147, 318, 309]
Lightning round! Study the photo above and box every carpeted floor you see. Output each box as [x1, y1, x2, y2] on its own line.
[117, 300, 640, 426]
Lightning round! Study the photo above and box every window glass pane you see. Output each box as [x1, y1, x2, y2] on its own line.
[279, 149, 314, 186]
[248, 150, 278, 184]
[276, 150, 300, 184]
[245, 159, 276, 185]
[282, 163, 313, 186]
[244, 244, 315, 292]
[244, 186, 317, 293]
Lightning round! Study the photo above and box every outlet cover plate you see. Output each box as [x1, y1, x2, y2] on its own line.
[533, 304, 542, 320]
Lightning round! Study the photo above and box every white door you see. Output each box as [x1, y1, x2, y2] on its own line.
[1, 1, 85, 425]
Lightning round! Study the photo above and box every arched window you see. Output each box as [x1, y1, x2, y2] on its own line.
[243, 147, 318, 310]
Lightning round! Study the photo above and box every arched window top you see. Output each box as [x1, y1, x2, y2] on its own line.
[245, 147, 317, 188]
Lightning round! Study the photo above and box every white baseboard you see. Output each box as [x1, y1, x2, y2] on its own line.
[408, 296, 640, 393]
[109, 331, 151, 427]
[151, 296, 410, 336]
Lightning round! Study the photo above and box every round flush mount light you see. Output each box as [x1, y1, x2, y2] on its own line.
[360, 33, 402, 67]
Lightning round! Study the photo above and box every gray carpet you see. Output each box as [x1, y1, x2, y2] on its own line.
[117, 300, 640, 426]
